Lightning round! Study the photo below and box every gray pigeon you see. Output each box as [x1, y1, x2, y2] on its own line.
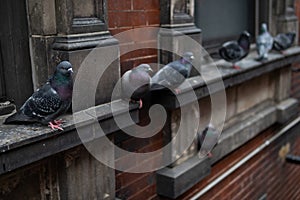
[273, 32, 296, 52]
[197, 123, 219, 158]
[151, 52, 194, 93]
[256, 23, 273, 61]
[121, 64, 153, 108]
[219, 31, 251, 69]
[4, 61, 73, 130]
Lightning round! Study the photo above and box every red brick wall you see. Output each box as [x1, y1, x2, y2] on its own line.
[176, 125, 300, 200]
[291, 63, 300, 109]
[107, 0, 160, 74]
[108, 1, 161, 199]
[115, 131, 163, 200]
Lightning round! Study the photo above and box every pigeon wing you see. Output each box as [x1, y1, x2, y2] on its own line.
[21, 83, 62, 123]
[219, 41, 243, 63]
[151, 64, 186, 90]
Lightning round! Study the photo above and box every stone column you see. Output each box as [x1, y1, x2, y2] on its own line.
[272, 0, 299, 43]
[27, 0, 120, 105]
[159, 0, 201, 67]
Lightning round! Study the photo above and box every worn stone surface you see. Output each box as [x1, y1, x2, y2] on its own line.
[275, 66, 292, 102]
[225, 86, 237, 121]
[169, 103, 199, 167]
[55, 0, 105, 34]
[27, 0, 56, 35]
[212, 105, 277, 163]
[53, 36, 121, 107]
[0, 100, 138, 175]
[277, 98, 299, 123]
[272, 0, 299, 45]
[237, 74, 273, 114]
[156, 156, 210, 199]
[59, 145, 114, 200]
[30, 36, 56, 89]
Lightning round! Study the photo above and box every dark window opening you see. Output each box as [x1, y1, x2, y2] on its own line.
[195, 0, 255, 53]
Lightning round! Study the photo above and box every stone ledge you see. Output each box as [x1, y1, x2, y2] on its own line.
[211, 104, 277, 163]
[276, 98, 299, 124]
[156, 156, 210, 199]
[152, 46, 300, 110]
[0, 100, 139, 175]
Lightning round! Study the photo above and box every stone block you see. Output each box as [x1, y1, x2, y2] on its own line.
[156, 156, 210, 199]
[168, 103, 200, 167]
[277, 98, 299, 124]
[52, 35, 120, 108]
[27, 0, 56, 35]
[237, 74, 272, 114]
[30, 36, 55, 89]
[225, 87, 237, 121]
[275, 67, 292, 102]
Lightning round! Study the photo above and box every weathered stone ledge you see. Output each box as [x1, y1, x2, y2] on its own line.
[0, 100, 139, 175]
[152, 46, 300, 109]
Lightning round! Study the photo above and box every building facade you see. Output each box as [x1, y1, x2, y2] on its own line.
[0, 0, 300, 199]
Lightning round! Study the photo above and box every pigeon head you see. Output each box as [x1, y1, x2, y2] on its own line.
[135, 64, 153, 74]
[181, 52, 194, 63]
[260, 23, 268, 33]
[286, 32, 296, 41]
[56, 61, 73, 77]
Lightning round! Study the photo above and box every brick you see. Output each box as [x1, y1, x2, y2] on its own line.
[146, 10, 160, 25]
[133, 0, 146, 10]
[146, 0, 160, 10]
[131, 11, 147, 27]
[107, 0, 132, 11]
[128, 184, 156, 200]
[109, 27, 132, 36]
[116, 172, 148, 190]
[116, 173, 154, 199]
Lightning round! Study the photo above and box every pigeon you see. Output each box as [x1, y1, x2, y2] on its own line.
[197, 123, 219, 158]
[4, 61, 73, 131]
[219, 31, 251, 69]
[256, 23, 273, 61]
[273, 32, 296, 52]
[151, 52, 194, 93]
[121, 64, 153, 109]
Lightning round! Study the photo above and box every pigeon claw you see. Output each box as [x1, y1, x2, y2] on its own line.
[48, 121, 64, 131]
[207, 152, 213, 158]
[174, 88, 181, 94]
[233, 65, 241, 70]
[54, 119, 63, 126]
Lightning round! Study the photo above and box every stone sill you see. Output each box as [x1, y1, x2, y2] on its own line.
[0, 100, 139, 175]
[152, 46, 300, 109]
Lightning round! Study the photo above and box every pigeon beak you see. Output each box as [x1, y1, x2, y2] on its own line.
[191, 55, 195, 60]
[68, 68, 74, 73]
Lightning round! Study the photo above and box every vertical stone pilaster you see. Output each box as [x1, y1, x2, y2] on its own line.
[27, 0, 120, 104]
[159, 0, 201, 72]
[272, 0, 299, 43]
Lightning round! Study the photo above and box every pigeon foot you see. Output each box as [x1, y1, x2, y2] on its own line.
[233, 65, 241, 70]
[54, 119, 64, 125]
[174, 88, 181, 94]
[48, 121, 64, 131]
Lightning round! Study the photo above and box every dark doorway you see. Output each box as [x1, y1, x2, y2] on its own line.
[0, 0, 33, 108]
